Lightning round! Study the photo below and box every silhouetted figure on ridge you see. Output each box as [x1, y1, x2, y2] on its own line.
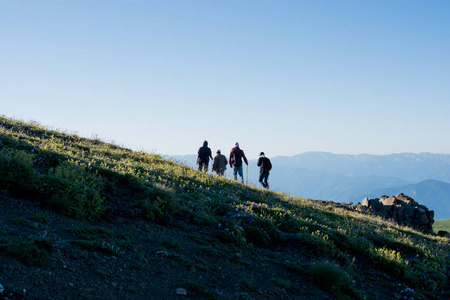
[229, 142, 248, 183]
[197, 140, 213, 173]
[257, 152, 272, 189]
[212, 149, 228, 176]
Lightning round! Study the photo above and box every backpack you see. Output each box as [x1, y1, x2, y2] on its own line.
[198, 147, 210, 164]
[232, 150, 243, 167]
[262, 157, 272, 173]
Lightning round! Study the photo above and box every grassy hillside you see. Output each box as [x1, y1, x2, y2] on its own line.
[0, 115, 449, 300]
[434, 219, 450, 233]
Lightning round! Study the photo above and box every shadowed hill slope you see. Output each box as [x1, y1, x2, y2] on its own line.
[0, 116, 449, 300]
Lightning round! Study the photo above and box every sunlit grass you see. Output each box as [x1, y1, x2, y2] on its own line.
[434, 219, 450, 233]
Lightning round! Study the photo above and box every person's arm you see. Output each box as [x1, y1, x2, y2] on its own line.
[212, 157, 217, 171]
[242, 151, 248, 165]
[229, 150, 233, 167]
[257, 157, 262, 167]
[208, 148, 213, 160]
[197, 147, 201, 164]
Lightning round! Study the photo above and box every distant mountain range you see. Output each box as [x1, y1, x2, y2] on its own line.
[348, 179, 450, 220]
[170, 152, 450, 219]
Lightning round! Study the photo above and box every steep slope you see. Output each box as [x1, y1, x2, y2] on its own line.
[1, 116, 449, 300]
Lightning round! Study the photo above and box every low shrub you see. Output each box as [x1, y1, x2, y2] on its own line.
[271, 277, 292, 289]
[131, 183, 180, 225]
[31, 211, 49, 224]
[283, 260, 306, 274]
[310, 262, 349, 289]
[44, 160, 105, 220]
[0, 149, 37, 198]
[217, 218, 246, 247]
[6, 238, 48, 266]
[162, 239, 182, 253]
[242, 217, 280, 248]
[371, 246, 407, 276]
[284, 232, 332, 255]
[132, 196, 171, 225]
[277, 214, 304, 233]
[309, 262, 359, 299]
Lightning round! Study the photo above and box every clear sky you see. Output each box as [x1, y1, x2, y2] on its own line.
[1, 1, 449, 159]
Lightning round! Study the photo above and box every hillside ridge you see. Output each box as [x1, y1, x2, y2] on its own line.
[171, 153, 450, 219]
[0, 116, 449, 299]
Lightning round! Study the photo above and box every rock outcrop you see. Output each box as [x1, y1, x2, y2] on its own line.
[358, 193, 434, 231]
[437, 230, 450, 238]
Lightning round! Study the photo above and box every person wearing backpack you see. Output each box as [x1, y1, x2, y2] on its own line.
[212, 149, 228, 176]
[229, 142, 248, 183]
[257, 152, 272, 189]
[197, 140, 213, 173]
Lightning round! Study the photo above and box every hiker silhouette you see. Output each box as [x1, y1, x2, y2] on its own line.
[212, 149, 228, 176]
[197, 141, 213, 173]
[229, 142, 248, 183]
[257, 152, 272, 189]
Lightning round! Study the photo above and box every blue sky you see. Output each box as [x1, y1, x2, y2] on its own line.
[1, 1, 449, 159]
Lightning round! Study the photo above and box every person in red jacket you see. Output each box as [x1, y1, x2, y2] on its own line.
[229, 142, 248, 183]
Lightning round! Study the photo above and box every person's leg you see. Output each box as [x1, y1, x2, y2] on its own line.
[233, 166, 238, 180]
[259, 173, 265, 187]
[238, 166, 244, 183]
[263, 173, 269, 188]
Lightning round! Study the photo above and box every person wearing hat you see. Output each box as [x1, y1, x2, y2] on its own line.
[229, 142, 248, 183]
[257, 152, 272, 189]
[212, 149, 228, 176]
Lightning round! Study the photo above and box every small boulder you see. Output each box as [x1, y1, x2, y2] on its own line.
[380, 196, 397, 206]
[437, 230, 450, 238]
[396, 193, 413, 204]
[176, 288, 187, 296]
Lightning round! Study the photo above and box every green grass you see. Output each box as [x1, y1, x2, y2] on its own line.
[270, 276, 293, 289]
[6, 237, 49, 266]
[1, 115, 449, 299]
[433, 219, 450, 233]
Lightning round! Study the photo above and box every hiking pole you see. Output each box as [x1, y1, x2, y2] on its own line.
[246, 164, 248, 184]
